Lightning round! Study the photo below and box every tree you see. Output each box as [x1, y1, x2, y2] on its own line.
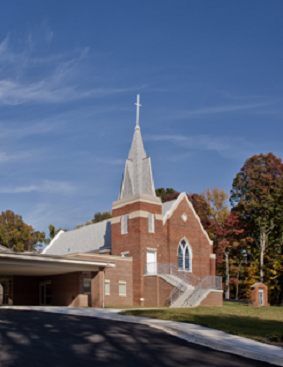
[74, 211, 112, 230]
[230, 153, 283, 283]
[158, 190, 213, 238]
[92, 211, 112, 223]
[155, 188, 177, 201]
[48, 225, 68, 239]
[214, 211, 246, 299]
[0, 210, 47, 252]
[202, 187, 230, 226]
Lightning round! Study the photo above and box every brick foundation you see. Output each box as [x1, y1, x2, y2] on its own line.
[198, 290, 223, 307]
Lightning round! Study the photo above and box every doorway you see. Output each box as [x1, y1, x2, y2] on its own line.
[259, 289, 264, 306]
[0, 276, 13, 305]
[39, 281, 51, 305]
[146, 250, 157, 275]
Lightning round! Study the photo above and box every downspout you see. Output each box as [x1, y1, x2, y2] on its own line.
[102, 262, 110, 309]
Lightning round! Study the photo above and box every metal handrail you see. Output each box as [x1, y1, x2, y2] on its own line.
[144, 261, 222, 307]
[183, 275, 222, 307]
[144, 262, 200, 287]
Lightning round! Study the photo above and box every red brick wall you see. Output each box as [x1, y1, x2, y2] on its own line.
[144, 276, 174, 306]
[158, 277, 174, 306]
[111, 194, 214, 307]
[112, 201, 164, 306]
[164, 197, 213, 279]
[250, 283, 269, 307]
[40, 272, 81, 306]
[100, 257, 133, 307]
[144, 276, 158, 306]
[199, 291, 223, 307]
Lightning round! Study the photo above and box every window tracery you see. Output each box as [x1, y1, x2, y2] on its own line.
[178, 239, 191, 271]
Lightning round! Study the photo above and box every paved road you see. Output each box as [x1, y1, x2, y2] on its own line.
[0, 310, 271, 367]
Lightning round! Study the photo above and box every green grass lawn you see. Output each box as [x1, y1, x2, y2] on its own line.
[121, 302, 283, 345]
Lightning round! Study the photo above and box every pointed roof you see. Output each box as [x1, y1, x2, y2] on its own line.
[119, 126, 156, 200]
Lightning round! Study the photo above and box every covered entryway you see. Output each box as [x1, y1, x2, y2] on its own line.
[0, 252, 115, 307]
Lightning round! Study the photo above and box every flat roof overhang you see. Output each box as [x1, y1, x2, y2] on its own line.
[0, 253, 115, 276]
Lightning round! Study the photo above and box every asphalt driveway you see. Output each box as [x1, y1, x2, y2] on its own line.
[0, 310, 272, 367]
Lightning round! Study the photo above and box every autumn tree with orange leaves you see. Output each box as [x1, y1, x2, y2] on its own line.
[0, 210, 47, 252]
[230, 153, 283, 286]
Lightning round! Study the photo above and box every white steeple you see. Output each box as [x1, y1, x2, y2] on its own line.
[118, 95, 156, 200]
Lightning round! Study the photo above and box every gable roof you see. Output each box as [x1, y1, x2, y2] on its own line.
[162, 193, 213, 246]
[119, 126, 156, 200]
[162, 200, 176, 217]
[42, 219, 111, 256]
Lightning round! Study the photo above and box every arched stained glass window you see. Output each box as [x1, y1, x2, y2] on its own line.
[178, 239, 191, 271]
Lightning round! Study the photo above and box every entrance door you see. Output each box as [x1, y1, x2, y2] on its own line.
[146, 250, 157, 275]
[259, 290, 264, 306]
[40, 282, 51, 305]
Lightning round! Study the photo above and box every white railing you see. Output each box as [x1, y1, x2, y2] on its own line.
[144, 262, 200, 287]
[183, 275, 222, 307]
[144, 261, 222, 307]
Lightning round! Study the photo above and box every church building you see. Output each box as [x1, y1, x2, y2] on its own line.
[0, 96, 222, 308]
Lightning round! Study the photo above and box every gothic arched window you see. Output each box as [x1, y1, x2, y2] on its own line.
[178, 239, 191, 271]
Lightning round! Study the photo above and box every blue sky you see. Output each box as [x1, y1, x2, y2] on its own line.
[0, 1, 282, 240]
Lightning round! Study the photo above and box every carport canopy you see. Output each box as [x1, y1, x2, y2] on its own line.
[0, 252, 115, 276]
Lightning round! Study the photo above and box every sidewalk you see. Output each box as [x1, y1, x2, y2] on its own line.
[1, 306, 283, 366]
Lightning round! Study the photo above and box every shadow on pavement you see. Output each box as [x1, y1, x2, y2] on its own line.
[0, 310, 272, 367]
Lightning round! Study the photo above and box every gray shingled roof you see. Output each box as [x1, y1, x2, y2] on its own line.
[119, 126, 155, 200]
[43, 202, 178, 256]
[43, 219, 111, 256]
[0, 245, 13, 253]
[162, 200, 176, 217]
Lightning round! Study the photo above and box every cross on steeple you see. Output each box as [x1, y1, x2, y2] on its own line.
[135, 94, 141, 128]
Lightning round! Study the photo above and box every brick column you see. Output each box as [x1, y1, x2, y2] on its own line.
[91, 270, 103, 308]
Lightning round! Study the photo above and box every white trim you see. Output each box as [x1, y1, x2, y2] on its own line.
[163, 192, 213, 246]
[121, 251, 129, 255]
[155, 214, 163, 221]
[113, 193, 161, 210]
[0, 253, 115, 268]
[210, 254, 216, 259]
[147, 247, 157, 252]
[111, 216, 121, 224]
[129, 210, 148, 219]
[148, 212, 155, 233]
[42, 230, 65, 254]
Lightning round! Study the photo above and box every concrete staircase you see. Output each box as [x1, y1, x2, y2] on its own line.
[170, 287, 195, 308]
[182, 289, 210, 307]
[157, 273, 195, 307]
[158, 273, 217, 308]
[158, 274, 190, 292]
[145, 262, 222, 308]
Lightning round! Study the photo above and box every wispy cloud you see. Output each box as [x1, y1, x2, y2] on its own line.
[146, 133, 254, 159]
[0, 180, 75, 195]
[0, 33, 140, 106]
[0, 150, 32, 163]
[156, 101, 277, 122]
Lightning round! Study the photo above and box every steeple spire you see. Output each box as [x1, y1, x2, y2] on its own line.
[118, 95, 156, 200]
